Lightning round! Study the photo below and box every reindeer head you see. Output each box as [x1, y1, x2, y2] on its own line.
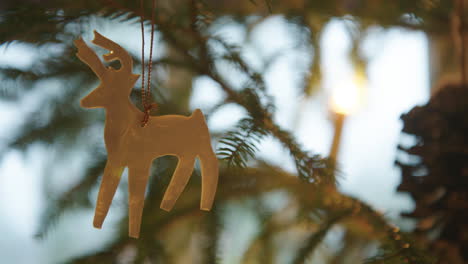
[75, 31, 140, 109]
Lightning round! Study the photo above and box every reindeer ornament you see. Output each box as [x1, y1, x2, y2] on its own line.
[75, 31, 218, 238]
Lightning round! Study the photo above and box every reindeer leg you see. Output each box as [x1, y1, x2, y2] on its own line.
[128, 163, 151, 238]
[94, 160, 124, 229]
[160, 156, 196, 211]
[198, 150, 219, 211]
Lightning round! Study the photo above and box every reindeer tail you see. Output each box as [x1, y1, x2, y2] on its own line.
[189, 108, 203, 120]
[191, 109, 219, 211]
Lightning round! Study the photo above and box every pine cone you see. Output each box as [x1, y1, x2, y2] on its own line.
[397, 83, 468, 263]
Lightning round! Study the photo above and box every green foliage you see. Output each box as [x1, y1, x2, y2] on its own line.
[217, 118, 268, 168]
[364, 231, 435, 264]
[292, 212, 349, 264]
[36, 155, 107, 239]
[0, 0, 448, 263]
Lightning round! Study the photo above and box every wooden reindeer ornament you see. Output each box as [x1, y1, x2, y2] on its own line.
[74, 31, 218, 238]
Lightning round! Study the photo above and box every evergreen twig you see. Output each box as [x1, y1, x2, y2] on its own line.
[293, 211, 349, 264]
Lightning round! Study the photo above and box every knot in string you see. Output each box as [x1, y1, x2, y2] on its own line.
[141, 103, 158, 127]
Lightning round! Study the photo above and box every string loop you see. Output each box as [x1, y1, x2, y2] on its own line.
[140, 0, 157, 127]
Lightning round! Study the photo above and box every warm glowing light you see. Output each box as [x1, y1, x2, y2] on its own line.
[330, 73, 366, 115]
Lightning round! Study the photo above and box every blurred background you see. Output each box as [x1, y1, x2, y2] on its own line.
[0, 1, 467, 263]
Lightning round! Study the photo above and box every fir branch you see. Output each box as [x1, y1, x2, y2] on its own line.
[0, 5, 91, 45]
[211, 36, 267, 93]
[293, 211, 349, 264]
[0, 44, 92, 101]
[204, 207, 221, 264]
[201, 41, 331, 181]
[265, 121, 335, 184]
[0, 3, 444, 263]
[204, 62, 334, 183]
[364, 232, 435, 264]
[221, 163, 434, 264]
[61, 158, 434, 264]
[243, 206, 310, 263]
[298, 14, 324, 96]
[264, 0, 273, 13]
[188, 13, 333, 182]
[217, 118, 268, 168]
[7, 76, 94, 152]
[9, 109, 88, 150]
[352, 200, 435, 264]
[36, 155, 106, 239]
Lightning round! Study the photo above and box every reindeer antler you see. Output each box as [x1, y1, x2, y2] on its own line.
[91, 30, 135, 73]
[74, 37, 106, 78]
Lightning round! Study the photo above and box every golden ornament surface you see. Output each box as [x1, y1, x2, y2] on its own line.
[75, 31, 219, 238]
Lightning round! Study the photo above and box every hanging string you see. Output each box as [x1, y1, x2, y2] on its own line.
[140, 0, 157, 127]
[140, 0, 145, 109]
